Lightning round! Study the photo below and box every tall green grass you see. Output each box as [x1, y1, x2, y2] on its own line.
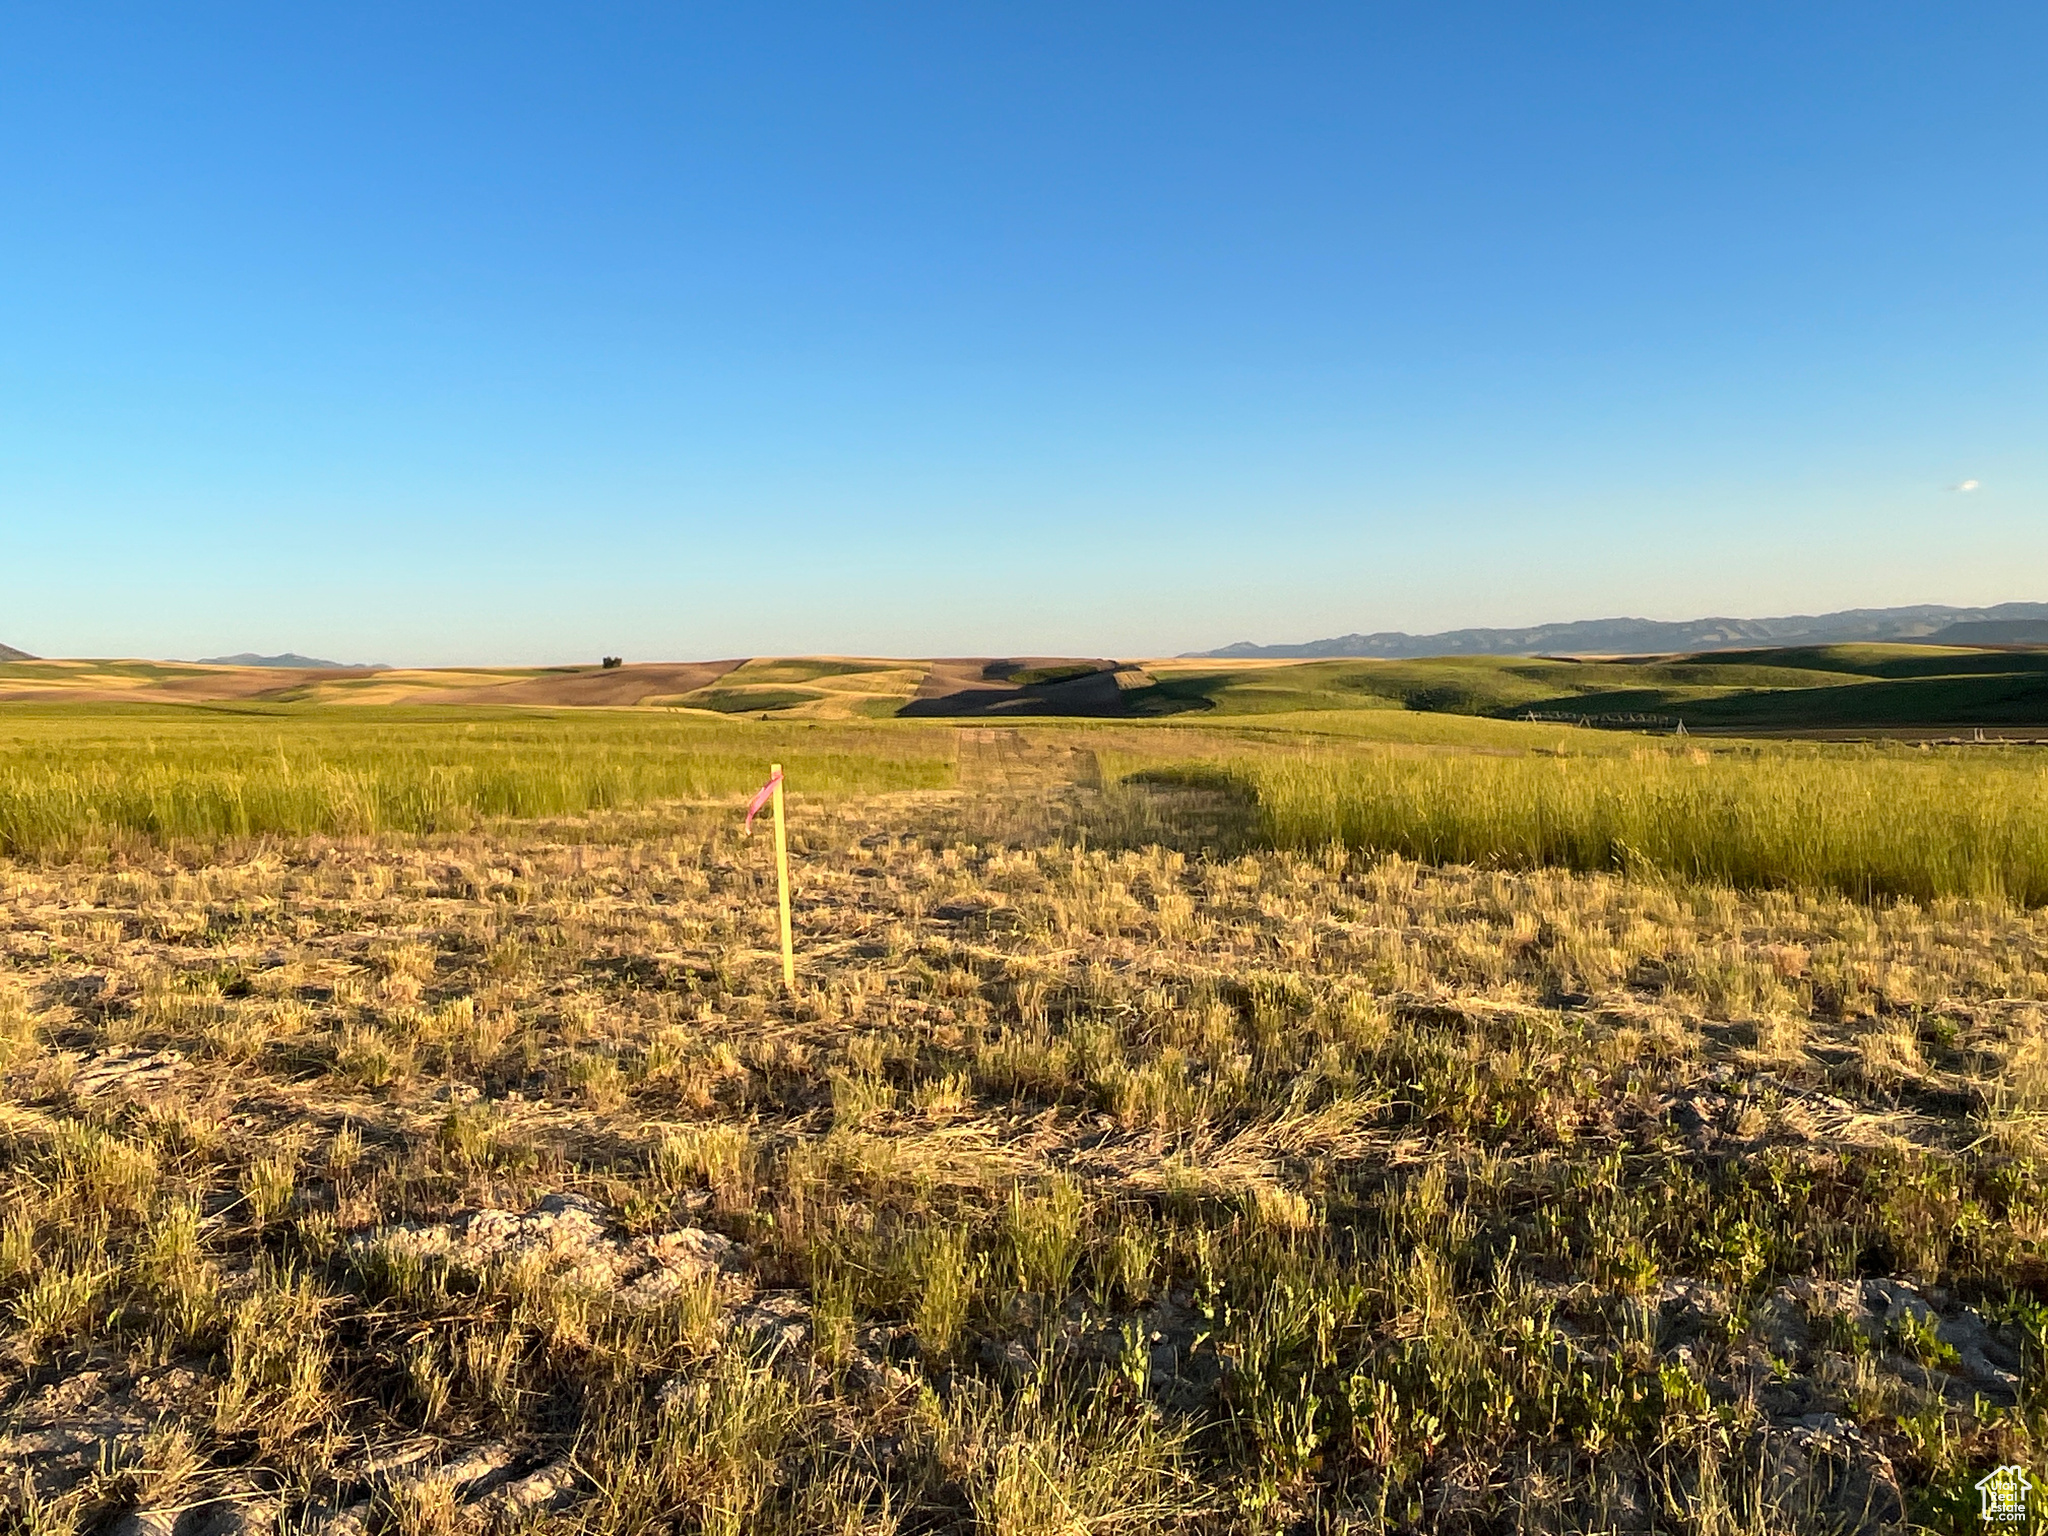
[1172, 745, 2048, 904]
[0, 708, 954, 858]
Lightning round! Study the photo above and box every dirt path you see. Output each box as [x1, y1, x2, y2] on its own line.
[956, 726, 1102, 791]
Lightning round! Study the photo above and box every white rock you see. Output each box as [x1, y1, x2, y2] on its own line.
[352, 1194, 742, 1307]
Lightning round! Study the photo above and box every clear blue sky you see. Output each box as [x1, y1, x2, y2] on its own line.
[4, 4, 2044, 663]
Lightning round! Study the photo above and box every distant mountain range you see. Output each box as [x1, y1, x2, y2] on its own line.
[197, 652, 374, 669]
[0, 642, 35, 662]
[1192, 603, 2048, 660]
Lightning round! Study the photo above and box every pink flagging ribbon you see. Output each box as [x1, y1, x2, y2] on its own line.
[743, 770, 783, 833]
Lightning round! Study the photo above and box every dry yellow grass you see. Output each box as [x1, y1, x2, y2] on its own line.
[0, 732, 2042, 1534]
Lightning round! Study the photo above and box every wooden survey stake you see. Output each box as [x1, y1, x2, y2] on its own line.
[744, 763, 797, 991]
[769, 763, 794, 990]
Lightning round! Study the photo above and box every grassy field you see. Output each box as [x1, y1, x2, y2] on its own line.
[1152, 741, 2048, 905]
[0, 708, 955, 860]
[8, 702, 2048, 903]
[3, 709, 2047, 1534]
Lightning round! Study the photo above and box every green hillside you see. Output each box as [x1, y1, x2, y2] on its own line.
[1125, 645, 2048, 731]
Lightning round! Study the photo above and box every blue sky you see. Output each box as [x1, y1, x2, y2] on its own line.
[3, 3, 2044, 663]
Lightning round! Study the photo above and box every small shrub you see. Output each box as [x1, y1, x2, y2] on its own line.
[911, 1223, 981, 1357]
[1007, 1176, 1086, 1299]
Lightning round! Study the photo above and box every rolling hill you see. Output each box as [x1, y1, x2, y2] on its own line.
[1129, 646, 2048, 733]
[2, 646, 2046, 734]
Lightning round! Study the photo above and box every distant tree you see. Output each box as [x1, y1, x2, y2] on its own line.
[602, 656, 624, 669]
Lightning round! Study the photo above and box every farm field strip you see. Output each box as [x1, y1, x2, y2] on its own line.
[0, 710, 956, 860]
[1157, 743, 2048, 905]
[10, 641, 2048, 734]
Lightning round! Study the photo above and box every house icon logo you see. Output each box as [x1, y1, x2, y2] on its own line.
[1977, 1465, 2033, 1525]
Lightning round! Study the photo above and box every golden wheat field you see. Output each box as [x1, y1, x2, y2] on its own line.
[4, 714, 2047, 1536]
